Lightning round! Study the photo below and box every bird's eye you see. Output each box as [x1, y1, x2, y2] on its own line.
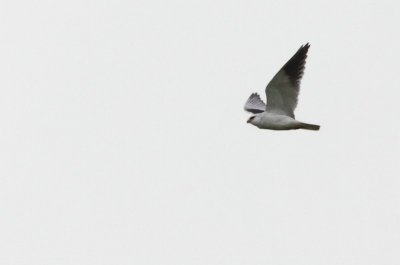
[249, 116, 255, 120]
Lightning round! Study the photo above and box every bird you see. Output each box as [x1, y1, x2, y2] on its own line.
[244, 43, 320, 131]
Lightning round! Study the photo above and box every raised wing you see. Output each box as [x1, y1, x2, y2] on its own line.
[244, 93, 266, 113]
[265, 43, 310, 118]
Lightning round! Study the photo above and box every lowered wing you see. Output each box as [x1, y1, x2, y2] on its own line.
[244, 93, 266, 114]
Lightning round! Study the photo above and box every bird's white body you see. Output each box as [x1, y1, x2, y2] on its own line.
[249, 112, 302, 130]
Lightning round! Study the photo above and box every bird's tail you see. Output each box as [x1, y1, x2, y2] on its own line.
[300, 122, 320, 131]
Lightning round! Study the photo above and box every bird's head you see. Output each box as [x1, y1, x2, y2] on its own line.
[247, 115, 260, 125]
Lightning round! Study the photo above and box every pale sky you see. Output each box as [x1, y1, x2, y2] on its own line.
[0, 0, 400, 264]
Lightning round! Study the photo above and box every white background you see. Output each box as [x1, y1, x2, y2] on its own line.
[1, 0, 399, 264]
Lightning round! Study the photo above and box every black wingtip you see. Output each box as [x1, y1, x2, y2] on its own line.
[281, 43, 311, 87]
[299, 42, 310, 52]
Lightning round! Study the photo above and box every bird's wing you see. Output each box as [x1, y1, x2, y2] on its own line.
[244, 93, 266, 113]
[265, 43, 310, 118]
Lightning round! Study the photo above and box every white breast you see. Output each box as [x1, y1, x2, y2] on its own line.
[256, 113, 301, 130]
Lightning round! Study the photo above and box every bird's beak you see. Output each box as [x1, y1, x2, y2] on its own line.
[247, 118, 251, 123]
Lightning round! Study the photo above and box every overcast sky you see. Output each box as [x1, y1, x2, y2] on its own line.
[1, 0, 400, 264]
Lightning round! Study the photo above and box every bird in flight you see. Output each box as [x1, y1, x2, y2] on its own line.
[244, 43, 320, 131]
